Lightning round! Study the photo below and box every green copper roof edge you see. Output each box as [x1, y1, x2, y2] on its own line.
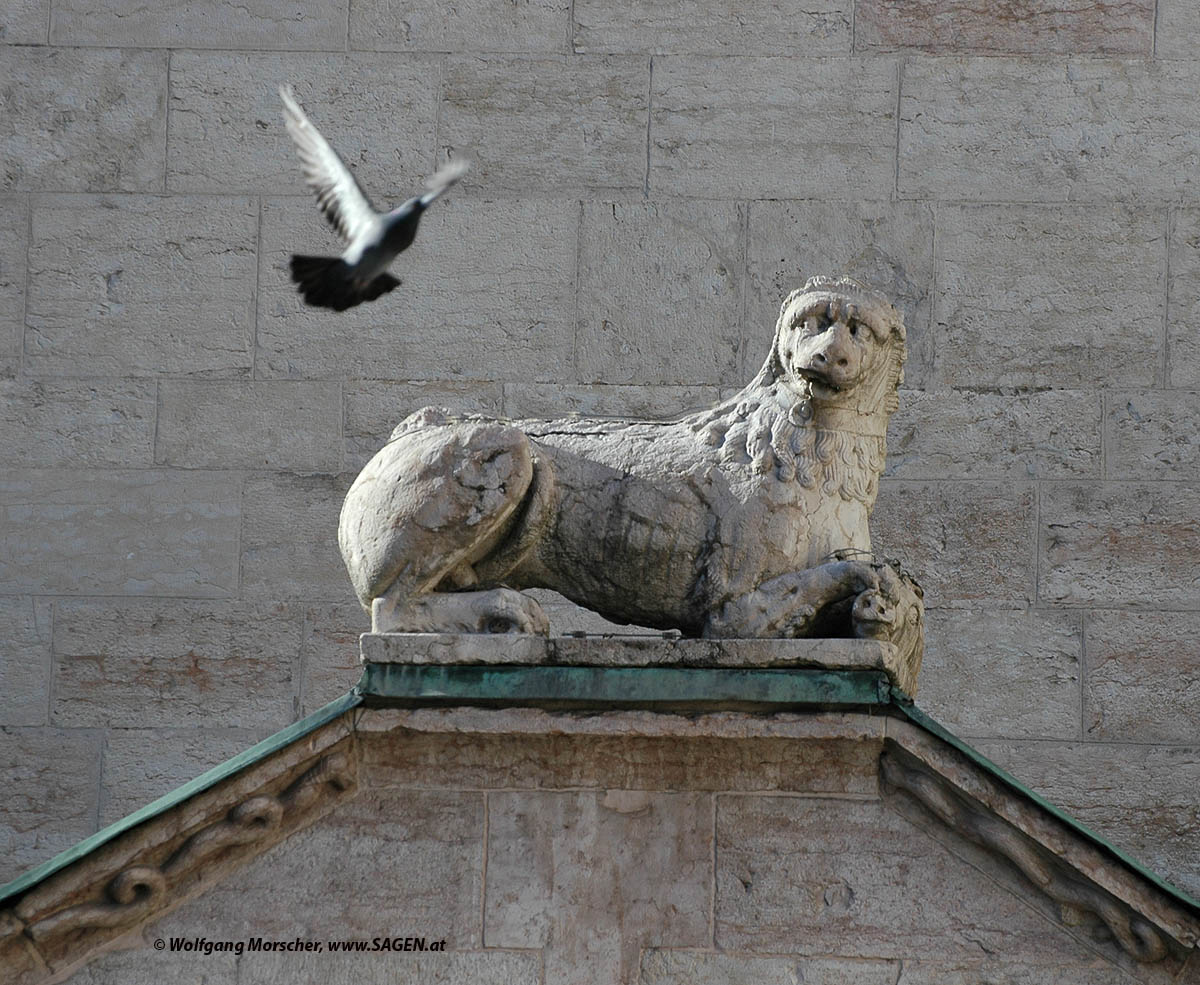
[0, 690, 362, 909]
[356, 662, 894, 708]
[894, 699, 1200, 915]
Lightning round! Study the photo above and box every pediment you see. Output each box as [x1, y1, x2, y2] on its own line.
[3, 637, 1198, 985]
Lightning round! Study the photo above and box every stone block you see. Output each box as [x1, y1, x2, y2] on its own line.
[746, 200, 934, 387]
[1167, 208, 1200, 387]
[932, 204, 1164, 388]
[502, 383, 718, 421]
[650, 57, 896, 199]
[885, 389, 1101, 480]
[871, 481, 1036, 607]
[486, 790, 711, 985]
[0, 469, 240, 596]
[300, 601, 367, 714]
[234, 951, 541, 985]
[1084, 611, 1200, 744]
[714, 795, 1111, 960]
[52, 599, 300, 729]
[641, 951, 898, 985]
[574, 0, 851, 53]
[918, 608, 1081, 740]
[61, 947, 238, 985]
[51, 0, 344, 48]
[1155, 0, 1200, 59]
[352, 0, 567, 52]
[167, 52, 440, 195]
[973, 740, 1200, 899]
[99, 727, 267, 827]
[344, 380, 504, 469]
[1040, 482, 1200, 607]
[363, 729, 881, 795]
[856, 0, 1153, 54]
[0, 196, 27, 378]
[1105, 389, 1200, 479]
[159, 788, 483, 942]
[895, 958, 1145, 985]
[155, 381, 342, 471]
[575, 200, 744, 385]
[255, 196, 576, 381]
[438, 55, 648, 194]
[0, 597, 51, 727]
[239, 472, 358, 603]
[25, 195, 257, 378]
[900, 58, 1200, 201]
[0, 728, 101, 885]
[1, 0, 47, 43]
[0, 48, 165, 192]
[0, 380, 155, 467]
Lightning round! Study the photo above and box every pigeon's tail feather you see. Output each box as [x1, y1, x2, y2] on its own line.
[419, 158, 469, 207]
[289, 255, 400, 312]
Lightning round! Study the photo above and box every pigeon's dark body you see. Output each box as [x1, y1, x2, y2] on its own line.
[279, 85, 467, 312]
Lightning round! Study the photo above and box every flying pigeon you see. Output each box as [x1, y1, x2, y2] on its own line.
[279, 84, 468, 312]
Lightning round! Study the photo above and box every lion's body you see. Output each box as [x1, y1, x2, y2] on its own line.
[338, 276, 923, 657]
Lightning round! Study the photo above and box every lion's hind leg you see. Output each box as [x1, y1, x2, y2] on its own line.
[372, 584, 550, 635]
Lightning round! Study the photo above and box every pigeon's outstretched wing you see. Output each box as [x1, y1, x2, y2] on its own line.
[279, 85, 382, 247]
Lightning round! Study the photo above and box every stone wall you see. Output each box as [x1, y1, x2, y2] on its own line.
[2, 0, 1198, 905]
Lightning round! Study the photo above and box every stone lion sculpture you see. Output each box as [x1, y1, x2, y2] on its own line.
[339, 275, 924, 662]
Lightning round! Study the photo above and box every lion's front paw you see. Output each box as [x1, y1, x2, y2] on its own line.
[851, 564, 924, 666]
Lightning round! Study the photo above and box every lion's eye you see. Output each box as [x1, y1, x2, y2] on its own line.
[849, 322, 859, 337]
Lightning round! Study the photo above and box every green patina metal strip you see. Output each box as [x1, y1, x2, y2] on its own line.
[0, 690, 362, 909]
[895, 700, 1200, 914]
[356, 663, 893, 710]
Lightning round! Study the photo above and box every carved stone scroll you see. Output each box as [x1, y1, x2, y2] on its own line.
[6, 747, 356, 977]
[880, 749, 1171, 963]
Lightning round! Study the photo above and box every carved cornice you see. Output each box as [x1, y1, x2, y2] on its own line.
[1, 739, 357, 985]
[881, 746, 1173, 963]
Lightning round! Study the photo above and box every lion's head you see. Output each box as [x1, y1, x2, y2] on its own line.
[769, 276, 907, 423]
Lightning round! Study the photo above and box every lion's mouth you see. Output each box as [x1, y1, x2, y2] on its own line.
[796, 368, 846, 395]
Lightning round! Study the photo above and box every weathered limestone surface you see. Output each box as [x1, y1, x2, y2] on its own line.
[1040, 483, 1200, 607]
[573, 0, 851, 53]
[239, 472, 357, 603]
[932, 204, 1164, 388]
[154, 381, 342, 471]
[1157, 0, 1200, 58]
[0, 48, 165, 192]
[299, 601, 368, 714]
[25, 195, 258, 378]
[0, 597, 51, 727]
[919, 608, 1081, 739]
[856, 0, 1154, 54]
[255, 196, 577, 381]
[886, 389, 1101, 479]
[487, 790, 711, 985]
[344, 381, 504, 469]
[0, 470, 241, 597]
[167, 52, 440, 196]
[871, 481, 1036, 607]
[0, 196, 27, 378]
[575, 200, 744, 385]
[502, 382, 719, 421]
[0, 0, 48, 44]
[650, 57, 897, 199]
[900, 58, 1200, 201]
[1084, 611, 1200, 743]
[51, 599, 300, 729]
[99, 728, 267, 826]
[746, 200, 934, 387]
[352, 0, 568, 52]
[51, 0, 344, 49]
[976, 740, 1200, 900]
[0, 728, 100, 885]
[1168, 209, 1200, 387]
[438, 55, 649, 194]
[0, 380, 155, 468]
[1107, 390, 1200, 480]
